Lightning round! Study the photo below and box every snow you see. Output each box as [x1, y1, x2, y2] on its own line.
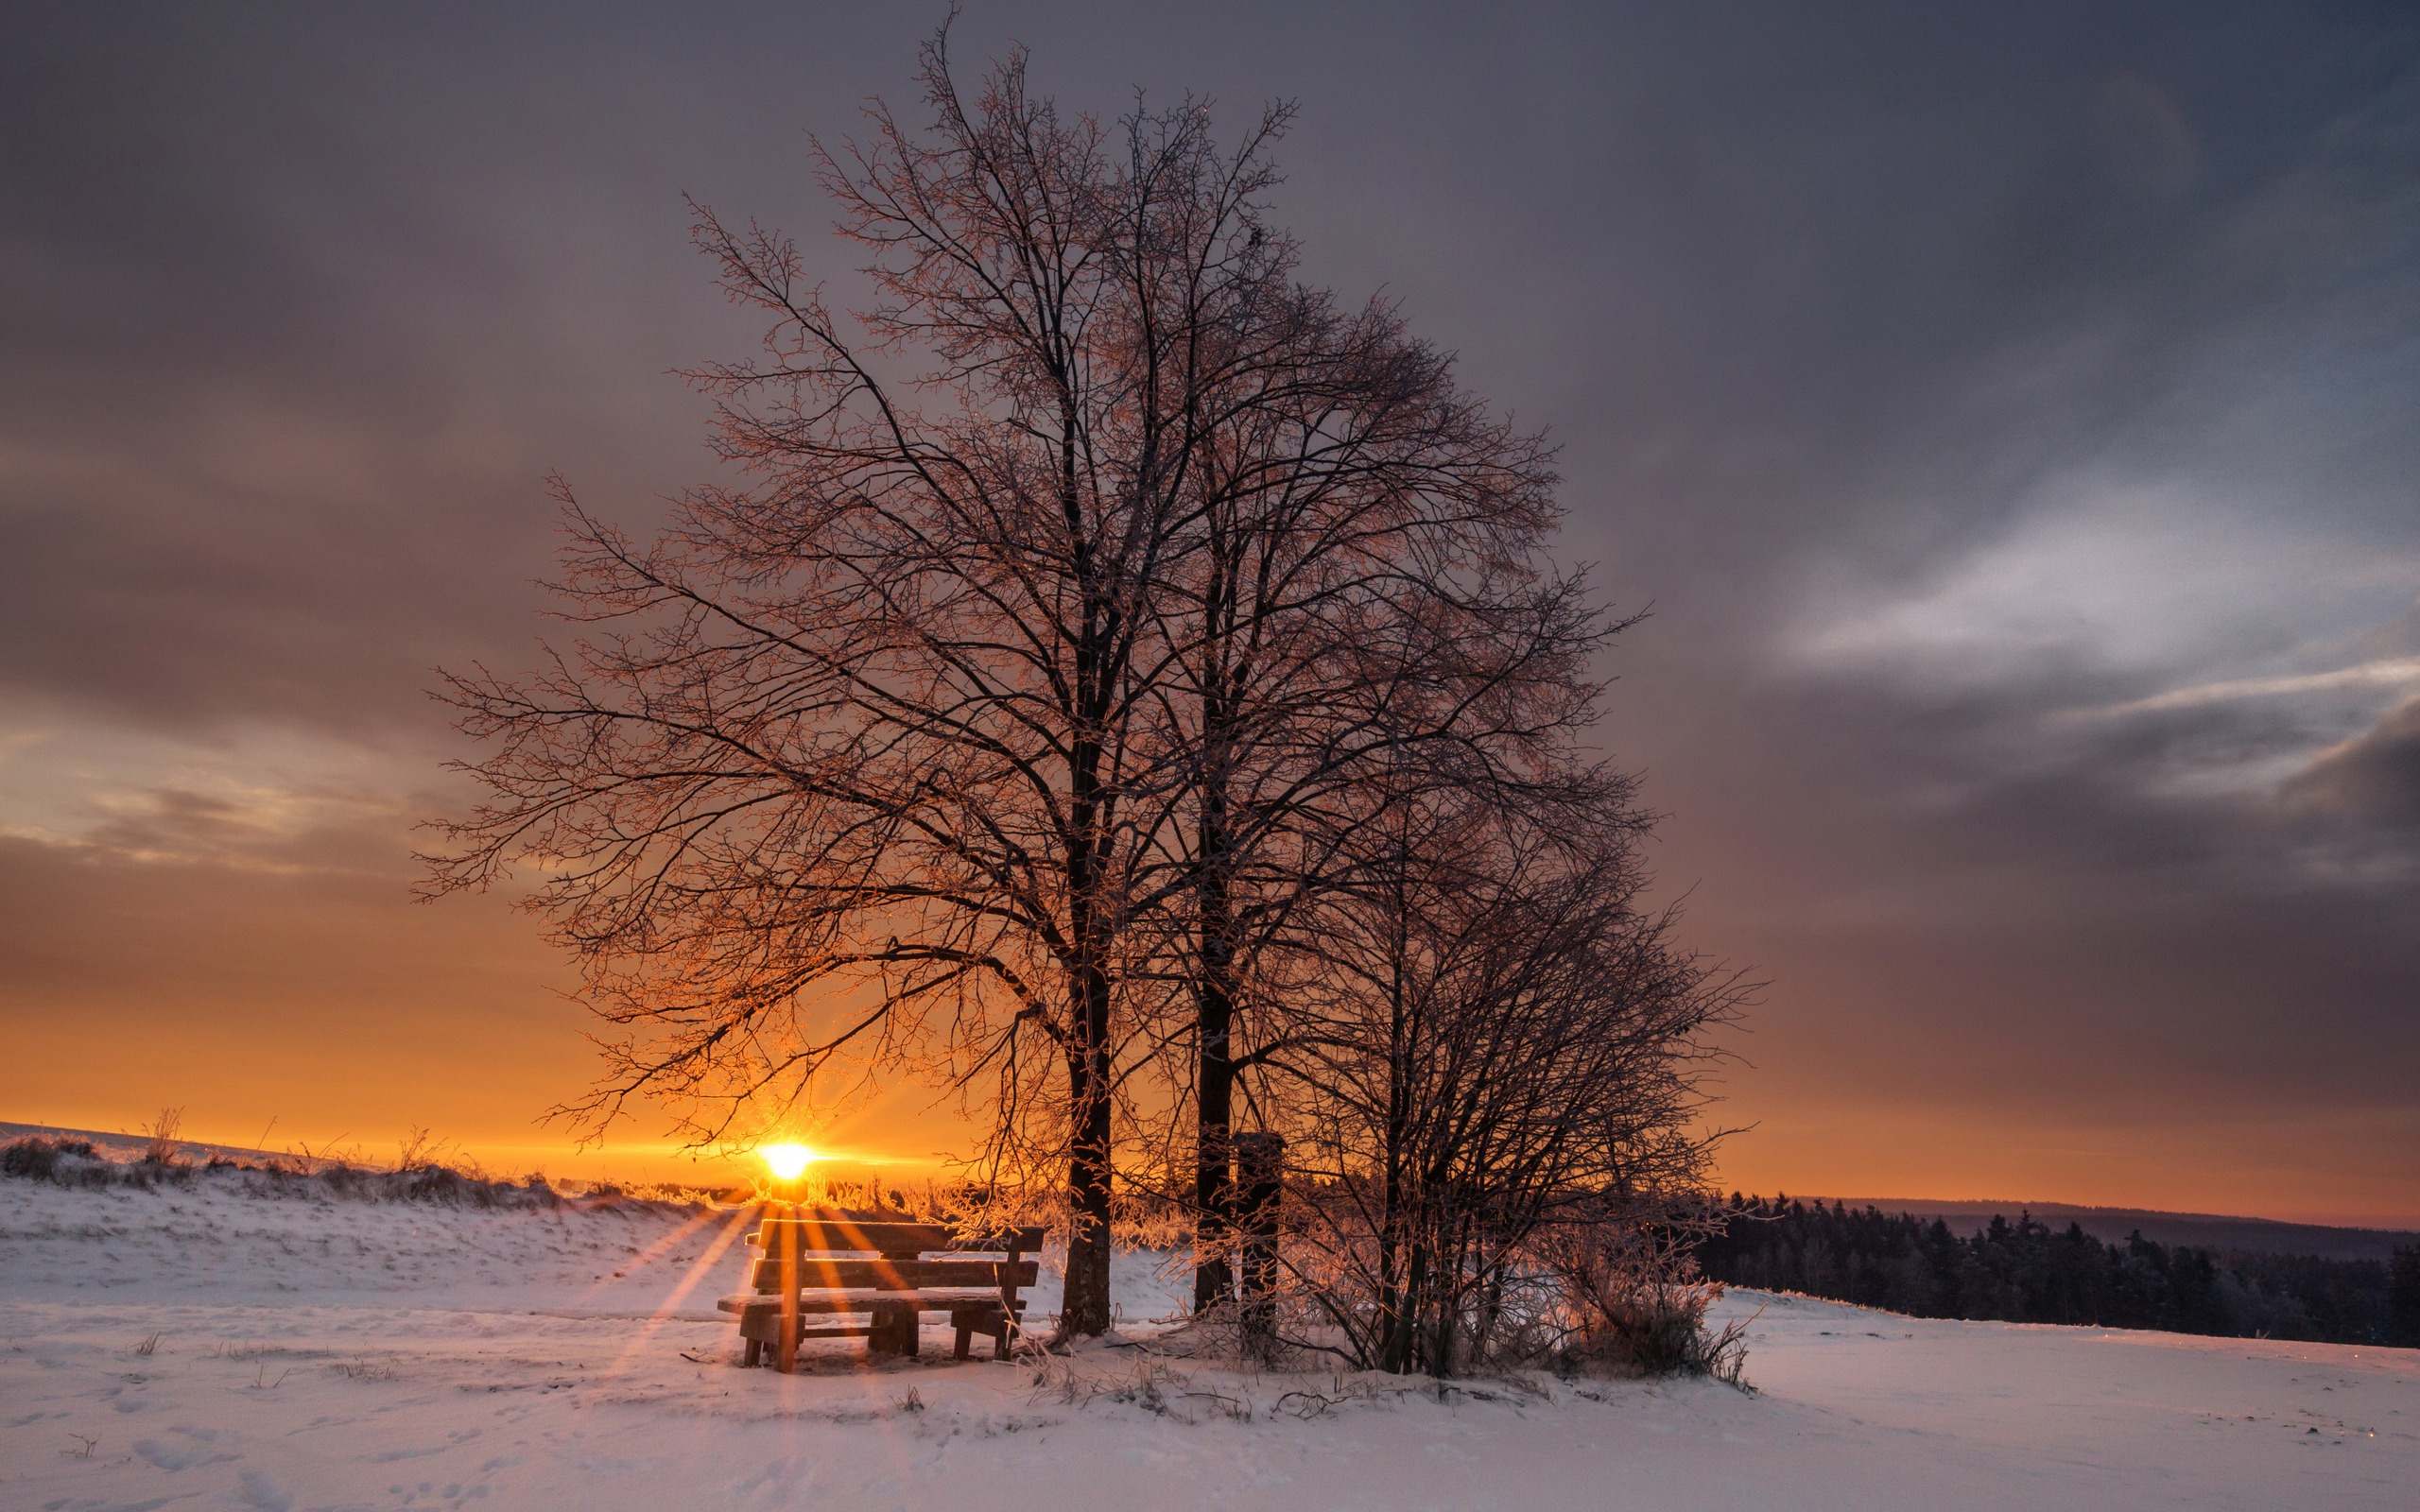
[3, 1170, 2412, 1510]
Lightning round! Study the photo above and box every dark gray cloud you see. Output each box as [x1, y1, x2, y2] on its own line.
[2289, 696, 2420, 824]
[2, 1, 2415, 1216]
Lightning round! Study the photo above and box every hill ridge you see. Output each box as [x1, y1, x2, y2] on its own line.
[1784, 1194, 2418, 1262]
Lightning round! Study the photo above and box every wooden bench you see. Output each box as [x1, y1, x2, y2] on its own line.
[719, 1215, 1045, 1370]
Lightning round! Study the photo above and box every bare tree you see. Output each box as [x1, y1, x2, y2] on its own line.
[1088, 108, 1609, 1316]
[424, 30, 1665, 1343]
[1150, 555, 1615, 1313]
[1266, 781, 1739, 1375]
[426, 39, 1294, 1335]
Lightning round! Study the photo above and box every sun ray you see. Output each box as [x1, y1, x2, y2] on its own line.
[564, 1203, 727, 1312]
[583, 1203, 762, 1393]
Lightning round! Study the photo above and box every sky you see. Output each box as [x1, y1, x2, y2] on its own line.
[3, 1, 2416, 1221]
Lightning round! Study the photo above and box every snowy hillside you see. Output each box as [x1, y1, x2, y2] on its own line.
[3, 1167, 2411, 1510]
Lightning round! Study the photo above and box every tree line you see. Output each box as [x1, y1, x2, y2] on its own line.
[1699, 1194, 2420, 1348]
[425, 29, 1737, 1368]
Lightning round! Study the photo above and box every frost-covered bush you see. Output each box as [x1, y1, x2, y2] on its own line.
[4, 1136, 68, 1178]
[1249, 1186, 1750, 1385]
[1554, 1280, 1750, 1384]
[0, 1135, 702, 1212]
[1538, 1211, 1750, 1384]
[252, 1161, 581, 1210]
[1232, 782, 1741, 1380]
[3, 1136, 109, 1187]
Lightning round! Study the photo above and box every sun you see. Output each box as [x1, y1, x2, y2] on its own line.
[759, 1143, 817, 1181]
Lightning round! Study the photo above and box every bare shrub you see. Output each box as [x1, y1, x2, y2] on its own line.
[216, 1152, 645, 1211]
[140, 1107, 185, 1166]
[1262, 785, 1743, 1378]
[1551, 1211, 1745, 1385]
[392, 1125, 463, 1174]
[1136, 795, 1751, 1386]
[7, 1137, 114, 1189]
[1564, 1282, 1752, 1386]
[333, 1357, 398, 1381]
[2, 1136, 62, 1180]
[1543, 1211, 1753, 1387]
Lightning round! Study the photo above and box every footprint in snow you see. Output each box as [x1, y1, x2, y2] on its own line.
[239, 1466, 295, 1511]
[134, 1430, 242, 1471]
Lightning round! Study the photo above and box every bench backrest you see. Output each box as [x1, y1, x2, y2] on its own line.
[745, 1254, 1044, 1291]
[744, 1216, 1047, 1299]
[744, 1219, 1047, 1260]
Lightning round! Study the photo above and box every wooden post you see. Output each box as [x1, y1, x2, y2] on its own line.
[1235, 1132, 1283, 1344]
[1194, 1124, 1233, 1314]
[775, 1203, 800, 1374]
[998, 1232, 1028, 1358]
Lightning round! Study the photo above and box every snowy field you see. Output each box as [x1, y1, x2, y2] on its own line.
[3, 1170, 2412, 1511]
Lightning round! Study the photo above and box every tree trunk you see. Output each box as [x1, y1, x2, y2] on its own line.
[1387, 1240, 1428, 1375]
[1192, 841, 1236, 1312]
[1058, 961, 1117, 1336]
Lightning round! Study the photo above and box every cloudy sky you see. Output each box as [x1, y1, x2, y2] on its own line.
[5, 2, 2415, 1220]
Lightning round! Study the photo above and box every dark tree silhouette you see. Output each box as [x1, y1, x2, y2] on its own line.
[426, 30, 1700, 1346]
[428, 39, 1236, 1334]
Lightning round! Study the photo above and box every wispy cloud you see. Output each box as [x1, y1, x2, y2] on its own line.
[0, 706, 441, 874]
[2068, 657, 2420, 719]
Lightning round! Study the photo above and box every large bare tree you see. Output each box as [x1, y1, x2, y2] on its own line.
[427, 40, 1275, 1334]
[426, 31, 1637, 1338]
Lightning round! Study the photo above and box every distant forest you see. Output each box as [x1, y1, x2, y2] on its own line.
[1699, 1195, 2420, 1348]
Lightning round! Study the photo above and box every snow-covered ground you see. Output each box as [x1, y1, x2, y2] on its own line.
[3, 1170, 2412, 1510]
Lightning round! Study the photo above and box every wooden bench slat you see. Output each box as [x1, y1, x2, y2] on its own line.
[719, 1293, 1014, 1316]
[744, 1257, 1039, 1292]
[744, 1221, 1046, 1256]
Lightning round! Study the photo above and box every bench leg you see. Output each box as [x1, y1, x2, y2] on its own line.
[902, 1307, 921, 1358]
[743, 1338, 764, 1368]
[869, 1303, 911, 1358]
[954, 1323, 974, 1361]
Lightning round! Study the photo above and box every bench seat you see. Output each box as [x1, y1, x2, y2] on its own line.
[719, 1292, 1018, 1359]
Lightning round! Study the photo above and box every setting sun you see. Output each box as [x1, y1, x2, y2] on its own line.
[759, 1143, 816, 1181]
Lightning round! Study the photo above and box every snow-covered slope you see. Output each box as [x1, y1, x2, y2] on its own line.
[3, 1170, 2411, 1510]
